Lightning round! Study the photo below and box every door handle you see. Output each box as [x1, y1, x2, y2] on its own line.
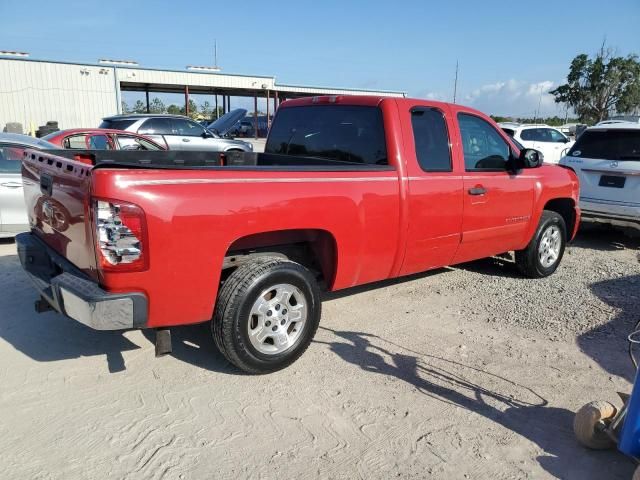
[468, 186, 487, 196]
[182, 138, 190, 142]
[1, 182, 22, 188]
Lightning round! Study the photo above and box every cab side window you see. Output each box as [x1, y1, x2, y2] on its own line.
[458, 113, 510, 171]
[411, 107, 451, 172]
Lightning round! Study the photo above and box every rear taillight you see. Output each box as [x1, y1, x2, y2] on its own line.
[94, 199, 149, 272]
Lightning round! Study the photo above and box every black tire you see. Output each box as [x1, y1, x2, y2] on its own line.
[515, 210, 567, 278]
[212, 257, 321, 374]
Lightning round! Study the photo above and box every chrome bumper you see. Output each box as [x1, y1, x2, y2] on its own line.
[16, 233, 147, 330]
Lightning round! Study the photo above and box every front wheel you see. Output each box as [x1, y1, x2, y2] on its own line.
[515, 210, 567, 278]
[212, 257, 321, 374]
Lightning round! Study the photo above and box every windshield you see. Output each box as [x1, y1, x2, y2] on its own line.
[568, 129, 640, 161]
[265, 105, 388, 165]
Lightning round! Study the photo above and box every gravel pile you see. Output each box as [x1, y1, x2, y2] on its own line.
[440, 227, 640, 338]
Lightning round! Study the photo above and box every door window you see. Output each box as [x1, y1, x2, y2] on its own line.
[458, 113, 510, 171]
[520, 129, 540, 141]
[63, 134, 89, 149]
[117, 135, 163, 150]
[87, 135, 112, 150]
[172, 119, 206, 137]
[410, 107, 451, 172]
[547, 129, 567, 143]
[138, 118, 172, 135]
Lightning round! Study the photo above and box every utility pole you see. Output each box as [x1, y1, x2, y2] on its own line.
[453, 60, 459, 104]
[534, 84, 543, 123]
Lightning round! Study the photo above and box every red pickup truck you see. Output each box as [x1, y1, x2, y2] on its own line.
[17, 96, 580, 373]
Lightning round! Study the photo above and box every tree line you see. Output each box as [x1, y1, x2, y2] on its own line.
[121, 98, 223, 120]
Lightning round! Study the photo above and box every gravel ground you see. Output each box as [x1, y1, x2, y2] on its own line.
[0, 225, 639, 479]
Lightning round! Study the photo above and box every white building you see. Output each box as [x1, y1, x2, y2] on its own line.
[0, 57, 406, 132]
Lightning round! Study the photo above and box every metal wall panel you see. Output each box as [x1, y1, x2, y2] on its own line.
[116, 67, 276, 90]
[0, 59, 118, 131]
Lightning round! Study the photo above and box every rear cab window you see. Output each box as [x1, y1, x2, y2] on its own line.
[568, 129, 640, 161]
[266, 105, 388, 165]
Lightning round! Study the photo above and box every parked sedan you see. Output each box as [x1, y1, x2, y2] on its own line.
[0, 133, 58, 237]
[559, 123, 640, 230]
[100, 110, 253, 152]
[44, 128, 167, 150]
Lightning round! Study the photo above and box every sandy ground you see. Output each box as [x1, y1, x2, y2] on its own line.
[1, 228, 639, 480]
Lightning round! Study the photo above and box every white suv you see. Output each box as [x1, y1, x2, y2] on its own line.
[559, 123, 640, 230]
[499, 123, 574, 164]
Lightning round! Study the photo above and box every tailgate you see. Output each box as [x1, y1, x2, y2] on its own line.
[21, 150, 98, 279]
[576, 158, 640, 206]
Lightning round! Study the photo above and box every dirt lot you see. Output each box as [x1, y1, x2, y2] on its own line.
[1, 226, 639, 480]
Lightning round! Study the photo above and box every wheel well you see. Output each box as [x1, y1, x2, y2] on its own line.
[223, 229, 337, 290]
[544, 198, 576, 235]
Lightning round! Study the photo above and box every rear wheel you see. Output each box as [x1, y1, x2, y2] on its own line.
[515, 210, 566, 278]
[212, 257, 321, 374]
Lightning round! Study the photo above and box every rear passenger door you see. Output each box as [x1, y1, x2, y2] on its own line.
[452, 113, 535, 264]
[400, 106, 464, 275]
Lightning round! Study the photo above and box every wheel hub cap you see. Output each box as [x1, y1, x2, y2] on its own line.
[538, 225, 561, 268]
[247, 283, 307, 355]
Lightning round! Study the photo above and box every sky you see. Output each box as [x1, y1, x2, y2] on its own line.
[1, 0, 639, 117]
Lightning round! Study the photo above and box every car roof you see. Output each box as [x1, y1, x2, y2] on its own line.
[43, 128, 166, 148]
[588, 122, 640, 131]
[102, 113, 189, 120]
[48, 128, 148, 136]
[0, 132, 58, 149]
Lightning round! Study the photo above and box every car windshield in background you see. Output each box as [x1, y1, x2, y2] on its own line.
[568, 129, 640, 161]
[265, 105, 388, 165]
[0, 146, 24, 172]
[98, 119, 138, 131]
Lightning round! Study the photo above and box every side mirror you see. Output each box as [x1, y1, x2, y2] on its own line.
[202, 131, 212, 138]
[519, 148, 543, 168]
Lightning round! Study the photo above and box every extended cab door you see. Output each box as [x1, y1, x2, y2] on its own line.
[399, 104, 464, 275]
[452, 113, 535, 264]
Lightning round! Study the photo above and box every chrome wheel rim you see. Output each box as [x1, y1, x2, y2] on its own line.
[538, 225, 561, 268]
[247, 283, 307, 355]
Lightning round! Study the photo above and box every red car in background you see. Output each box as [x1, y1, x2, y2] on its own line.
[44, 128, 167, 150]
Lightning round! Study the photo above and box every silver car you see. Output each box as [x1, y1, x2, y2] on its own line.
[0, 133, 58, 237]
[100, 109, 253, 152]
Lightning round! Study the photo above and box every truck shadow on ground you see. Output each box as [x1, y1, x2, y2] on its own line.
[141, 325, 239, 375]
[577, 273, 640, 383]
[0, 252, 142, 373]
[317, 327, 634, 479]
[571, 224, 640, 253]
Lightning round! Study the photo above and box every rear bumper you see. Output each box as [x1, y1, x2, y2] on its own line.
[580, 198, 640, 230]
[16, 232, 148, 330]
